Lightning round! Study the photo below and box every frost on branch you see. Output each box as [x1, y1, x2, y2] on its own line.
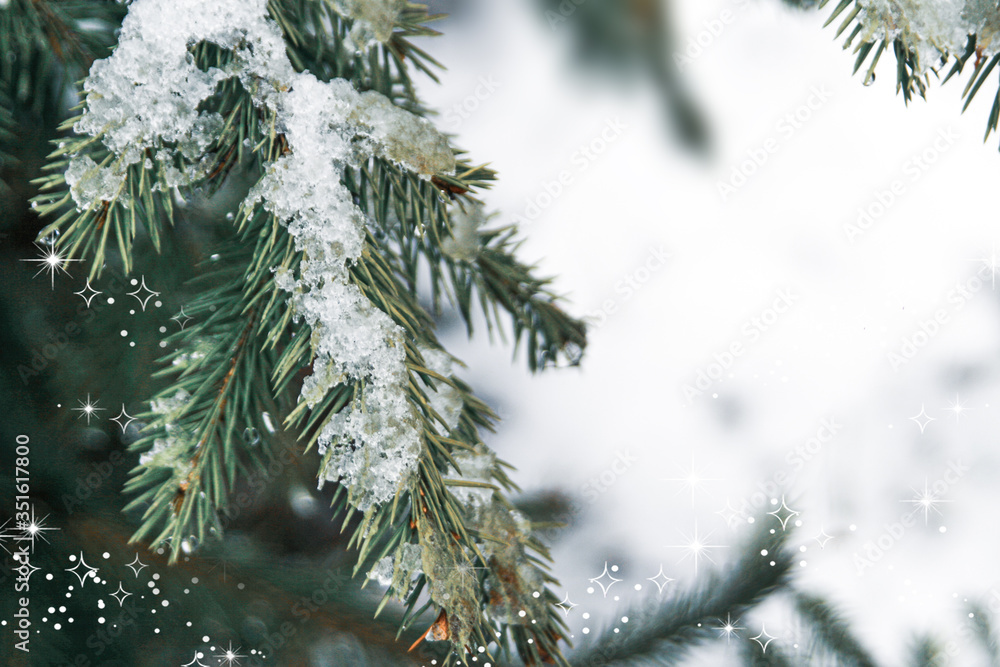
[442, 203, 485, 262]
[139, 390, 195, 480]
[73, 0, 457, 511]
[367, 542, 423, 591]
[418, 346, 464, 432]
[417, 445, 547, 640]
[332, 0, 406, 50]
[858, 0, 1000, 71]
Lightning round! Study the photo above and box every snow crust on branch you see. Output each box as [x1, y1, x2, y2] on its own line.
[858, 0, 1000, 70]
[442, 202, 485, 262]
[332, 0, 406, 50]
[77, 0, 456, 511]
[139, 389, 195, 475]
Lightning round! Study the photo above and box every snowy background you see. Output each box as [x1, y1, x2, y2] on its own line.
[414, 0, 1000, 664]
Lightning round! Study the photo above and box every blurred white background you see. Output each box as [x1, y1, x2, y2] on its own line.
[413, 1, 1000, 664]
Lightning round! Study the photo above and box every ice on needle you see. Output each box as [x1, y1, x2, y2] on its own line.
[80, 0, 456, 510]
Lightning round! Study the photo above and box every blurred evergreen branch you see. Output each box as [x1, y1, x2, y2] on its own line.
[909, 636, 943, 667]
[739, 640, 796, 667]
[793, 592, 878, 667]
[571, 525, 795, 666]
[534, 0, 710, 153]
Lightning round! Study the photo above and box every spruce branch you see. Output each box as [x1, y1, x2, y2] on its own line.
[122, 241, 288, 559]
[818, 0, 1000, 150]
[570, 524, 795, 666]
[793, 592, 879, 667]
[31, 0, 586, 664]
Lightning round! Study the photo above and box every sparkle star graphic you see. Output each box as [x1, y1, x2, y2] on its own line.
[110, 582, 132, 606]
[181, 652, 208, 667]
[15, 560, 42, 582]
[970, 244, 1000, 290]
[901, 478, 954, 525]
[0, 518, 14, 555]
[589, 562, 622, 597]
[768, 496, 800, 531]
[13, 506, 59, 552]
[910, 405, 936, 434]
[206, 554, 235, 583]
[715, 613, 744, 642]
[74, 279, 103, 307]
[715, 498, 743, 528]
[66, 552, 98, 585]
[21, 243, 80, 288]
[663, 456, 722, 506]
[110, 405, 136, 433]
[813, 528, 835, 549]
[214, 642, 245, 666]
[126, 553, 148, 577]
[171, 306, 193, 330]
[751, 624, 777, 652]
[127, 275, 160, 311]
[668, 522, 726, 575]
[72, 394, 106, 424]
[647, 564, 675, 593]
[555, 593, 578, 616]
[945, 394, 971, 421]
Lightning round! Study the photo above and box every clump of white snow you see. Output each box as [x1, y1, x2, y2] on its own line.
[419, 346, 464, 431]
[442, 203, 485, 262]
[139, 389, 195, 476]
[333, 0, 406, 50]
[65, 155, 130, 210]
[75, 0, 457, 511]
[858, 0, 1000, 71]
[367, 542, 424, 590]
[446, 447, 497, 507]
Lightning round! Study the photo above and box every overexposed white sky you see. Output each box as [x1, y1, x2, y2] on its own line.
[418, 1, 1000, 664]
